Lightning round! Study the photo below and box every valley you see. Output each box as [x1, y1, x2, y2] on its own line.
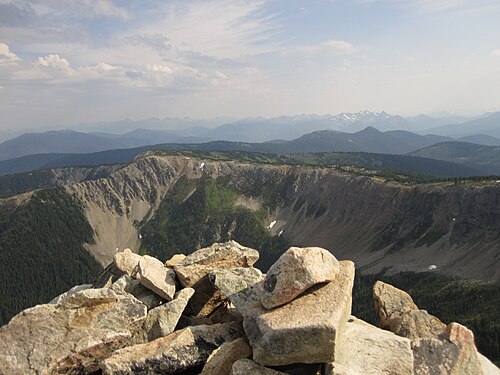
[1, 151, 499, 363]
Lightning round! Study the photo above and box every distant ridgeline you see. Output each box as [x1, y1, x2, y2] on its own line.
[0, 152, 499, 364]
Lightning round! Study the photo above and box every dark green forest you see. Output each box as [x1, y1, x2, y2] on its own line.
[0, 188, 102, 324]
[353, 272, 500, 365]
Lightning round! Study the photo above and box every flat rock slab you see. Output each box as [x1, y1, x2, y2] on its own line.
[260, 246, 340, 309]
[174, 241, 259, 287]
[102, 322, 243, 375]
[201, 338, 252, 375]
[231, 359, 286, 375]
[333, 317, 414, 375]
[0, 288, 146, 375]
[243, 260, 355, 366]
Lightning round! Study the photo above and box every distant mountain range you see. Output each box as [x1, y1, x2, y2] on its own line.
[2, 118, 500, 162]
[0, 128, 493, 178]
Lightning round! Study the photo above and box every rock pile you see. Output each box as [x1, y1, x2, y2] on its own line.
[0, 241, 498, 375]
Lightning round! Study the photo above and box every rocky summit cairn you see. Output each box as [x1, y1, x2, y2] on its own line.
[0, 241, 498, 375]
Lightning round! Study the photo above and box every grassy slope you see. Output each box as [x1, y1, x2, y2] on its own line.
[139, 175, 290, 270]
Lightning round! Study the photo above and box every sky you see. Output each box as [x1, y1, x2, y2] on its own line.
[1, 0, 500, 130]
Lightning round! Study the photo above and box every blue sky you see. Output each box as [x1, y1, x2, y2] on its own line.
[1, 0, 499, 130]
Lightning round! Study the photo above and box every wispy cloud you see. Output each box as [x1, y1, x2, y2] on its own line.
[359, 0, 500, 15]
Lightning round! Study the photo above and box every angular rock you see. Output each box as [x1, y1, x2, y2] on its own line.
[186, 275, 227, 317]
[165, 253, 187, 268]
[230, 359, 286, 375]
[373, 280, 418, 329]
[200, 338, 252, 375]
[374, 281, 446, 341]
[412, 338, 462, 375]
[142, 287, 195, 341]
[93, 261, 125, 288]
[244, 261, 355, 366]
[333, 316, 414, 375]
[389, 309, 446, 340]
[209, 303, 242, 324]
[102, 322, 243, 375]
[138, 257, 176, 300]
[260, 246, 340, 309]
[443, 322, 483, 374]
[114, 248, 143, 277]
[49, 284, 92, 305]
[110, 274, 163, 310]
[412, 323, 485, 375]
[174, 241, 259, 287]
[209, 267, 265, 296]
[0, 288, 146, 375]
[478, 353, 500, 375]
[187, 268, 264, 318]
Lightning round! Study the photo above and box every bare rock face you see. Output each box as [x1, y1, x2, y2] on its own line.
[142, 287, 195, 341]
[137, 256, 177, 301]
[260, 246, 340, 309]
[209, 267, 265, 296]
[373, 280, 418, 329]
[110, 274, 163, 310]
[101, 322, 243, 375]
[114, 248, 143, 277]
[173, 241, 259, 288]
[165, 253, 186, 268]
[390, 309, 446, 340]
[230, 359, 286, 375]
[49, 283, 92, 305]
[330, 317, 414, 375]
[0, 288, 147, 375]
[185, 275, 228, 317]
[200, 338, 252, 375]
[243, 261, 355, 366]
[374, 280, 445, 340]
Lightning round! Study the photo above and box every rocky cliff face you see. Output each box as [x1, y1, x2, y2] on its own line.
[66, 154, 500, 281]
[1, 242, 498, 375]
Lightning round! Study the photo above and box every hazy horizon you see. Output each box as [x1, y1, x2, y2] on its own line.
[1, 0, 500, 130]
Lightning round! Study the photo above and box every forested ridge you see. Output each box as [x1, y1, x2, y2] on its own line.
[0, 188, 102, 324]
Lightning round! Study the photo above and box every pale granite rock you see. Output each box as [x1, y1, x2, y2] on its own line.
[102, 322, 243, 375]
[260, 246, 340, 309]
[0, 288, 146, 375]
[201, 338, 252, 375]
[174, 241, 259, 287]
[244, 261, 355, 366]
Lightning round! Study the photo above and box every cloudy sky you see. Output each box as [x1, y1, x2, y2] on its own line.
[1, 0, 500, 130]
